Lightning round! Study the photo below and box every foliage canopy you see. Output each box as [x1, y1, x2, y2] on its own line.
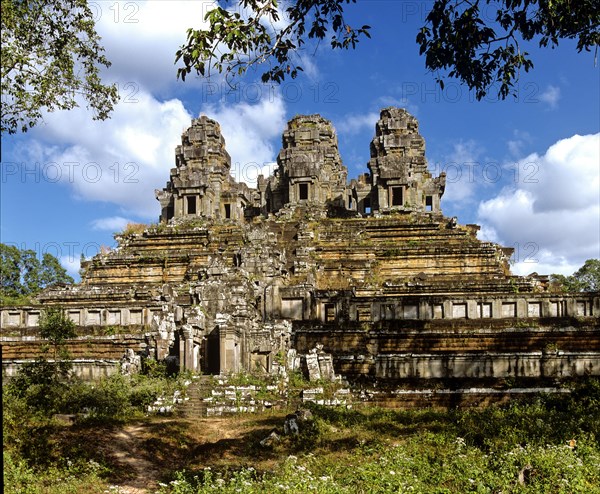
[39, 306, 77, 346]
[177, 0, 371, 85]
[418, 0, 599, 99]
[1, 0, 119, 134]
[551, 259, 600, 293]
[0, 243, 73, 304]
[177, 0, 599, 99]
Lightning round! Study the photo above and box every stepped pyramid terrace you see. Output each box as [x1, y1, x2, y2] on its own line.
[2, 108, 599, 404]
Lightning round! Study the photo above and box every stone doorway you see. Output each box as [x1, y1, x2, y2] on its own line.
[203, 328, 221, 374]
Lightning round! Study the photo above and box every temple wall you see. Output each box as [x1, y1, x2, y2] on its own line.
[1, 332, 150, 380]
[2, 359, 120, 381]
[1, 305, 165, 330]
[371, 352, 600, 380]
[288, 293, 599, 323]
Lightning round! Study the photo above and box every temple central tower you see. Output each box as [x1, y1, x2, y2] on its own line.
[156, 116, 252, 222]
[368, 107, 445, 212]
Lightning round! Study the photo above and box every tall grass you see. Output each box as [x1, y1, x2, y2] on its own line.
[157, 380, 600, 493]
[4, 376, 599, 493]
[3, 367, 188, 493]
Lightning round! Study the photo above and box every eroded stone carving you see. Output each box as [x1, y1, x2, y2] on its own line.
[120, 349, 141, 375]
[368, 108, 445, 212]
[156, 107, 447, 221]
[156, 116, 253, 222]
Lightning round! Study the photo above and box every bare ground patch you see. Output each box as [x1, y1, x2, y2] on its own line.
[65, 413, 287, 492]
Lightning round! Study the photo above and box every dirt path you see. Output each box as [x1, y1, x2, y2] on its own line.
[96, 415, 283, 493]
[105, 424, 162, 493]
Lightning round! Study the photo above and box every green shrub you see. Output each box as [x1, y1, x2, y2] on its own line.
[142, 357, 169, 378]
[156, 381, 600, 493]
[3, 368, 193, 493]
[120, 222, 148, 236]
[7, 358, 72, 416]
[65, 373, 168, 420]
[3, 452, 39, 494]
[4, 450, 107, 494]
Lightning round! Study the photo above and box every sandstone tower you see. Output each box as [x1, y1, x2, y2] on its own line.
[156, 108, 448, 221]
[156, 116, 252, 222]
[368, 108, 445, 212]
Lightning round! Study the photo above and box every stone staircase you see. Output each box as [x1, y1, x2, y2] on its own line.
[177, 376, 290, 418]
[177, 376, 212, 417]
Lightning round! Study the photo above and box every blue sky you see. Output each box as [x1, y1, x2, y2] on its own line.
[1, 0, 599, 280]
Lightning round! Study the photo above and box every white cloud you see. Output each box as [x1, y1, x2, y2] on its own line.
[539, 85, 561, 108]
[336, 112, 379, 135]
[21, 89, 193, 219]
[91, 216, 133, 232]
[95, 1, 213, 91]
[506, 129, 532, 158]
[433, 140, 485, 206]
[17, 88, 288, 217]
[94, 0, 318, 92]
[509, 248, 582, 277]
[203, 95, 287, 185]
[528, 134, 599, 213]
[293, 55, 320, 81]
[15, 0, 291, 216]
[60, 254, 81, 279]
[477, 133, 600, 275]
[241, 161, 278, 187]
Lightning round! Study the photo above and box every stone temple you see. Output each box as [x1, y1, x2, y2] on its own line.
[2, 108, 599, 398]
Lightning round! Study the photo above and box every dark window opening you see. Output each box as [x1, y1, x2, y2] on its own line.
[187, 196, 197, 215]
[325, 303, 336, 322]
[425, 196, 433, 211]
[392, 187, 403, 206]
[348, 195, 353, 209]
[299, 183, 309, 200]
[381, 304, 395, 320]
[266, 199, 271, 212]
[357, 305, 371, 322]
[364, 197, 371, 214]
[166, 205, 174, 219]
[224, 203, 231, 219]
